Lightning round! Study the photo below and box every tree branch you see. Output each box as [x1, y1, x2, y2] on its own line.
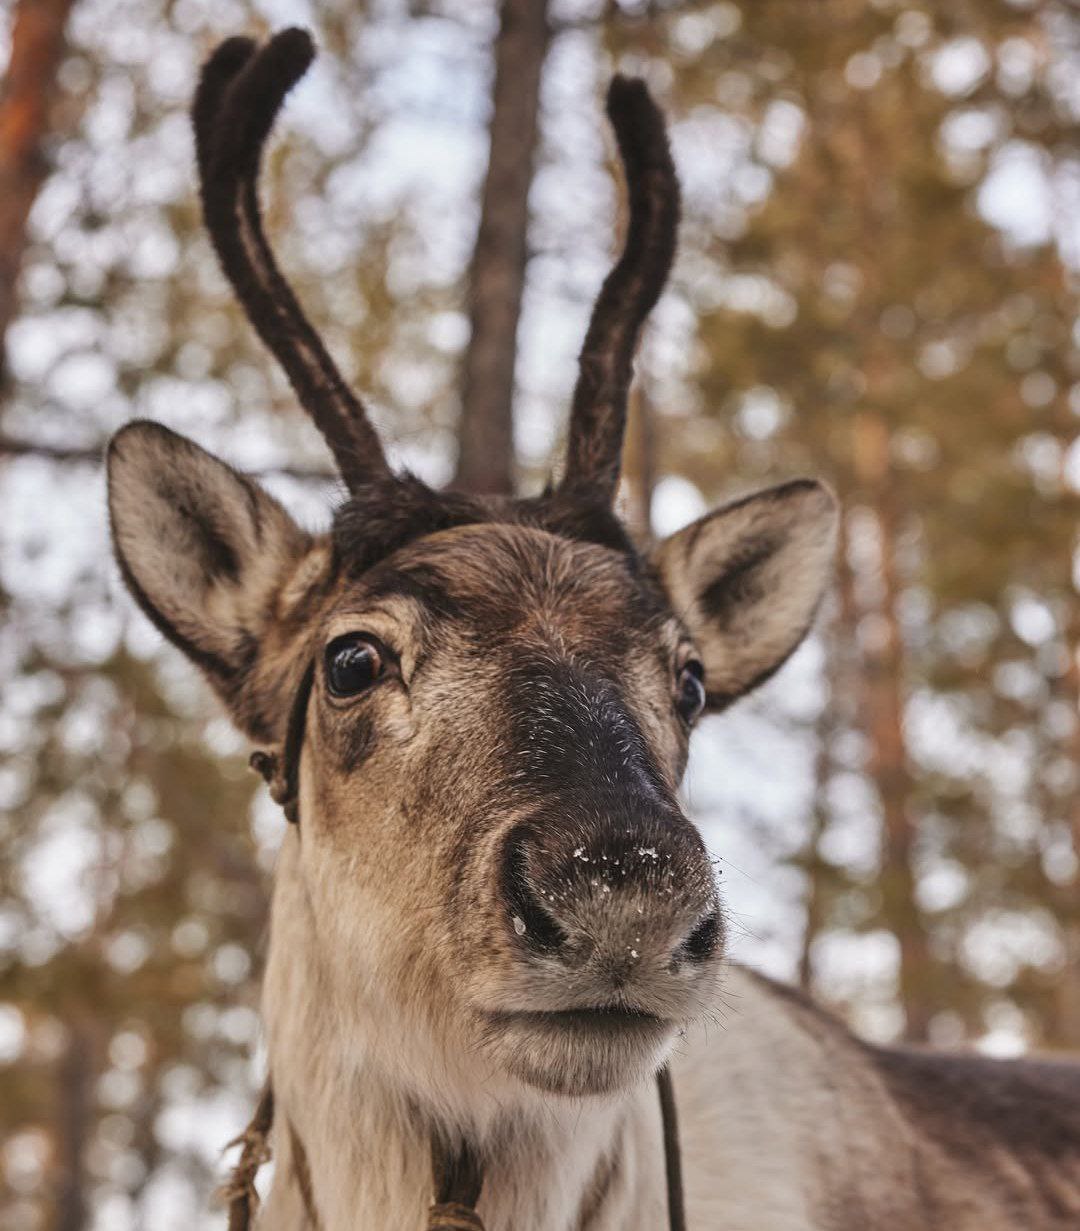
[0, 0, 78, 390]
[0, 435, 339, 482]
[453, 0, 551, 495]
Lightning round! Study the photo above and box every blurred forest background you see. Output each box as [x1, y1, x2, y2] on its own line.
[1, 0, 1078, 1227]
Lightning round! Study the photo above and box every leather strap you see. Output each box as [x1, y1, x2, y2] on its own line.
[658, 1064, 686, 1231]
[249, 659, 315, 824]
[429, 1136, 483, 1229]
[289, 1118, 320, 1228]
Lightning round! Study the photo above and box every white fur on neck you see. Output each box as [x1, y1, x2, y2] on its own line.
[259, 829, 666, 1231]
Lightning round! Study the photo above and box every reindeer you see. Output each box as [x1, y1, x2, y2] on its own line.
[105, 28, 1080, 1231]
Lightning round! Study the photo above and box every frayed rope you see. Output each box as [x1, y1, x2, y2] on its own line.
[427, 1203, 485, 1230]
[217, 1082, 488, 1230]
[221, 1084, 275, 1231]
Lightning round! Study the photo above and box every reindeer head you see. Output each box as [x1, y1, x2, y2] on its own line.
[107, 31, 836, 1101]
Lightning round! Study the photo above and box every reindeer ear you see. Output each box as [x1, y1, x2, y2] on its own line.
[107, 421, 311, 690]
[653, 479, 838, 710]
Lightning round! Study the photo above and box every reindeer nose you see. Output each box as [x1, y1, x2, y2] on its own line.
[499, 816, 722, 973]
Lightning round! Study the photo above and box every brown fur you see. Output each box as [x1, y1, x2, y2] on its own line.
[103, 30, 1080, 1227]
[107, 437, 1080, 1226]
[106, 417, 848, 1226]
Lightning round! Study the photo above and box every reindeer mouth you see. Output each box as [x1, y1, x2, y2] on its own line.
[479, 1002, 674, 1095]
[488, 1004, 669, 1037]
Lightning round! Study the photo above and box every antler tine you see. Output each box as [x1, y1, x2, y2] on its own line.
[560, 76, 680, 506]
[193, 29, 391, 491]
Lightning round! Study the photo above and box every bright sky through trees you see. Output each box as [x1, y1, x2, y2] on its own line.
[1, 1, 1077, 1226]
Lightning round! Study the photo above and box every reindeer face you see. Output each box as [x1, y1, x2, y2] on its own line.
[109, 429, 835, 1096]
[106, 29, 838, 1101]
[302, 522, 716, 1098]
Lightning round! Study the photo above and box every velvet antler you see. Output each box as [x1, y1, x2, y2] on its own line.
[193, 30, 391, 490]
[560, 76, 680, 506]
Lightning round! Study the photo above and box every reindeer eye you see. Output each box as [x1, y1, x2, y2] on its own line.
[325, 634, 383, 698]
[675, 660, 706, 724]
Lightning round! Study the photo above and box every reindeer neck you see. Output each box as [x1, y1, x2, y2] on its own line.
[259, 831, 666, 1231]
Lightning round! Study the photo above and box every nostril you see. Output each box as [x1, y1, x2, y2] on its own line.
[501, 828, 566, 952]
[676, 909, 722, 964]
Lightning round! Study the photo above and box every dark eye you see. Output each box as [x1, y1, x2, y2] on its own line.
[324, 634, 384, 698]
[675, 660, 706, 724]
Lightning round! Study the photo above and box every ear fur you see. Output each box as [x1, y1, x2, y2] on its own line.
[653, 479, 838, 710]
[107, 421, 318, 734]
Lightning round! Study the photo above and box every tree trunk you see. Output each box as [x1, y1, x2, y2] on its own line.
[52, 1015, 94, 1231]
[1052, 589, 1080, 1046]
[0, 0, 76, 391]
[798, 513, 857, 992]
[852, 411, 932, 1041]
[799, 665, 834, 993]
[453, 0, 550, 496]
